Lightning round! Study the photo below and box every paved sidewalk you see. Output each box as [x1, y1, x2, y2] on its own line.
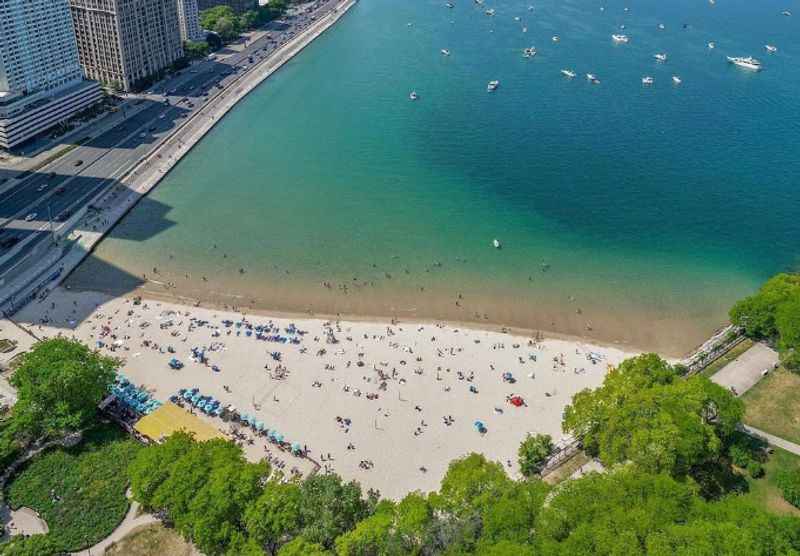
[741, 424, 800, 457]
[710, 342, 779, 396]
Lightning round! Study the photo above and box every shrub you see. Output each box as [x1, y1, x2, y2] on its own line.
[777, 470, 800, 508]
[747, 461, 764, 479]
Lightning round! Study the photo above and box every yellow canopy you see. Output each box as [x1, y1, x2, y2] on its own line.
[134, 402, 225, 443]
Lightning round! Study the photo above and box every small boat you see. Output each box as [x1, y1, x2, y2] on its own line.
[727, 56, 762, 70]
[441, 48, 451, 56]
[445, 1, 454, 7]
[642, 76, 654, 85]
[708, 41, 716, 49]
[552, 35, 560, 42]
[522, 47, 536, 58]
[586, 73, 600, 83]
[493, 239, 501, 249]
[522, 26, 527, 32]
[765, 45, 778, 53]
[654, 53, 668, 62]
[487, 80, 500, 92]
[658, 23, 665, 30]
[672, 75, 682, 84]
[781, 10, 791, 16]
[409, 91, 418, 100]
[514, 16, 520, 21]
[561, 69, 576, 78]
[612, 34, 629, 43]
[485, 8, 495, 16]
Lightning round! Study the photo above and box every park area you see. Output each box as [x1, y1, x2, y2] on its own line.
[742, 366, 800, 445]
[3, 423, 140, 553]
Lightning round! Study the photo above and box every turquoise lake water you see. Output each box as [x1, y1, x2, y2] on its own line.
[69, 0, 800, 354]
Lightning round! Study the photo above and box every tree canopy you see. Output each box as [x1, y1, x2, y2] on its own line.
[563, 353, 744, 477]
[518, 433, 554, 477]
[10, 337, 117, 439]
[730, 273, 800, 369]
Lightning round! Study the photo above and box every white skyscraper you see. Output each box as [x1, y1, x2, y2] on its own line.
[0, 0, 102, 149]
[177, 0, 203, 42]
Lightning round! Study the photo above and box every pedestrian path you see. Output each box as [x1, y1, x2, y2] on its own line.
[740, 424, 800, 457]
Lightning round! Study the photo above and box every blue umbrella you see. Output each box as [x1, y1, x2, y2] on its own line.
[291, 442, 302, 453]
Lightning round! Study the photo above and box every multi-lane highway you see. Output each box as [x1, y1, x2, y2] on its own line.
[0, 0, 343, 290]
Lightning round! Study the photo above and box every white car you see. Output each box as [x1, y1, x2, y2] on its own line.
[24, 213, 37, 222]
[37, 184, 48, 192]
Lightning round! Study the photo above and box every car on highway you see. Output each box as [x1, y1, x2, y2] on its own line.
[74, 160, 83, 167]
[55, 187, 66, 195]
[24, 213, 37, 222]
[36, 184, 48, 192]
[0, 235, 20, 249]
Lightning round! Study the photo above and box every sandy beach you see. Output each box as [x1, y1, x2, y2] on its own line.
[5, 287, 636, 499]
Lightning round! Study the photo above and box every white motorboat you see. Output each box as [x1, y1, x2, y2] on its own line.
[586, 73, 600, 83]
[561, 69, 576, 78]
[522, 26, 527, 32]
[642, 76, 654, 85]
[765, 45, 778, 53]
[672, 75, 682, 84]
[441, 49, 451, 56]
[658, 23, 665, 30]
[446, 1, 454, 7]
[552, 35, 560, 42]
[708, 41, 716, 49]
[781, 10, 791, 16]
[514, 16, 520, 21]
[409, 91, 418, 100]
[654, 53, 668, 62]
[727, 56, 762, 70]
[487, 80, 500, 92]
[612, 34, 629, 43]
[485, 8, 495, 16]
[493, 239, 502, 249]
[522, 47, 537, 58]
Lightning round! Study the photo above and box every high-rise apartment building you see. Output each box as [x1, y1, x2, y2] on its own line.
[197, 0, 256, 15]
[0, 0, 102, 149]
[177, 0, 203, 42]
[69, 0, 184, 92]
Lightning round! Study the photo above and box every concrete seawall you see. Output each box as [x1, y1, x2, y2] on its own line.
[0, 0, 357, 315]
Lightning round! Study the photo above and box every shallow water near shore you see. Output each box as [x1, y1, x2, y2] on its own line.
[67, 0, 800, 356]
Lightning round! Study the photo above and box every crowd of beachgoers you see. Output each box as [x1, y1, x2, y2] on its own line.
[10, 286, 635, 498]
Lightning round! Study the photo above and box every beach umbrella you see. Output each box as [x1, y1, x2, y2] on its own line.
[256, 421, 265, 431]
[274, 433, 285, 443]
[291, 442, 302, 453]
[268, 430, 277, 439]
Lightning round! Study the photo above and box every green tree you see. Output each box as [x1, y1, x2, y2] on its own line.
[200, 5, 236, 29]
[10, 337, 117, 439]
[184, 40, 210, 59]
[277, 537, 329, 556]
[244, 481, 303, 554]
[298, 473, 374, 548]
[214, 17, 238, 41]
[563, 354, 743, 477]
[129, 433, 270, 556]
[334, 501, 395, 555]
[517, 433, 554, 477]
[730, 273, 800, 340]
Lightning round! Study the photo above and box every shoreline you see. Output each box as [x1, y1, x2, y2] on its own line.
[62, 281, 686, 361]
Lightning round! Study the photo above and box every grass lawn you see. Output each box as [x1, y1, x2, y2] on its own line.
[700, 338, 754, 378]
[741, 366, 800, 445]
[4, 423, 141, 553]
[741, 447, 800, 517]
[105, 523, 197, 556]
